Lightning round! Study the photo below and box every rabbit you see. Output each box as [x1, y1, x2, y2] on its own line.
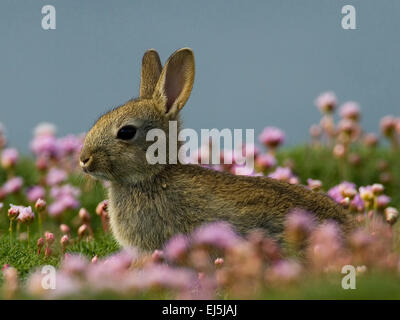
[80, 48, 356, 251]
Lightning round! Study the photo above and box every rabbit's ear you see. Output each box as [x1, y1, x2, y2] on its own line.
[152, 48, 195, 115]
[139, 49, 162, 99]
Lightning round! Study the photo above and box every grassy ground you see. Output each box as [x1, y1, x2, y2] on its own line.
[1, 145, 400, 298]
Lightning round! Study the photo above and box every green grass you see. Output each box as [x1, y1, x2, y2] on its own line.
[1, 145, 400, 299]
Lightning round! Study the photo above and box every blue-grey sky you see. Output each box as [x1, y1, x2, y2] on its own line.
[1, 0, 399, 151]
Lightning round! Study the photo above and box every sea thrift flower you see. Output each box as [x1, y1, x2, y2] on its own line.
[359, 186, 374, 204]
[309, 124, 322, 139]
[17, 206, 34, 224]
[30, 134, 59, 158]
[1, 148, 19, 169]
[255, 153, 276, 170]
[333, 144, 345, 158]
[339, 101, 361, 121]
[258, 127, 285, 149]
[2, 266, 18, 299]
[371, 184, 384, 196]
[364, 133, 378, 147]
[193, 222, 240, 250]
[35, 156, 49, 171]
[385, 207, 399, 226]
[35, 198, 47, 212]
[60, 235, 69, 253]
[8, 205, 22, 221]
[78, 208, 91, 223]
[58, 134, 82, 156]
[377, 195, 391, 210]
[60, 224, 70, 234]
[380, 115, 397, 137]
[45, 232, 55, 245]
[96, 200, 108, 215]
[285, 209, 316, 244]
[91, 255, 98, 264]
[265, 260, 302, 284]
[152, 250, 165, 263]
[46, 168, 67, 186]
[34, 122, 57, 137]
[96, 200, 109, 232]
[78, 224, 88, 239]
[315, 91, 337, 114]
[307, 178, 323, 191]
[2, 177, 23, 195]
[214, 258, 224, 268]
[164, 234, 190, 262]
[27, 186, 45, 203]
[268, 167, 295, 183]
[37, 237, 44, 254]
[308, 222, 343, 270]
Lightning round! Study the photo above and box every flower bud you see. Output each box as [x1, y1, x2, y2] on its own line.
[371, 184, 384, 196]
[385, 207, 399, 226]
[78, 208, 90, 222]
[214, 257, 224, 268]
[34, 198, 47, 212]
[45, 231, 54, 245]
[60, 224, 70, 234]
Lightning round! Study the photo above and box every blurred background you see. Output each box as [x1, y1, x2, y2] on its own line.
[0, 0, 399, 151]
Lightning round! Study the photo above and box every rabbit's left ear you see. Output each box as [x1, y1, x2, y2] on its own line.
[152, 48, 195, 116]
[139, 49, 162, 99]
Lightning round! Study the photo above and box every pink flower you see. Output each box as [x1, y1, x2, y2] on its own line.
[30, 134, 59, 158]
[307, 178, 323, 191]
[46, 168, 67, 186]
[78, 208, 91, 222]
[309, 124, 322, 139]
[33, 122, 57, 137]
[268, 166, 295, 183]
[364, 133, 379, 147]
[27, 186, 46, 203]
[35, 198, 47, 211]
[314, 91, 337, 113]
[339, 101, 360, 121]
[17, 206, 35, 224]
[380, 116, 397, 137]
[266, 259, 302, 283]
[2, 177, 23, 195]
[258, 127, 285, 149]
[48, 201, 67, 217]
[96, 200, 109, 215]
[285, 209, 316, 243]
[192, 222, 240, 249]
[255, 154, 276, 170]
[58, 134, 83, 156]
[60, 224, 70, 234]
[1, 148, 19, 169]
[164, 234, 190, 261]
[377, 195, 391, 210]
[45, 232, 55, 245]
[8, 204, 23, 220]
[61, 254, 88, 275]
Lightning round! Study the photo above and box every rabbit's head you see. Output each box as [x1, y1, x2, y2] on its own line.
[80, 48, 195, 183]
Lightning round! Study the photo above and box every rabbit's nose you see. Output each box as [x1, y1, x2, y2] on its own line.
[80, 156, 93, 170]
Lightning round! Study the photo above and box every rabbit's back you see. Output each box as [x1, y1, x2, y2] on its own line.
[108, 163, 355, 251]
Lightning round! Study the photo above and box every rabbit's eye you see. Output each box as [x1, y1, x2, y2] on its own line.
[117, 125, 137, 140]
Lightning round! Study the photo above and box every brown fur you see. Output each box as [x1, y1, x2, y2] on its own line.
[80, 48, 355, 251]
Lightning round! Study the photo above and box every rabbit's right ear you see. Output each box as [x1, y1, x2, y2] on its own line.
[139, 49, 162, 99]
[152, 48, 195, 116]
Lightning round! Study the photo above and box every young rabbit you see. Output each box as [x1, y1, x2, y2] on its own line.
[80, 48, 355, 251]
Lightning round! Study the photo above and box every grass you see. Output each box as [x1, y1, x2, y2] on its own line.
[1, 145, 400, 299]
